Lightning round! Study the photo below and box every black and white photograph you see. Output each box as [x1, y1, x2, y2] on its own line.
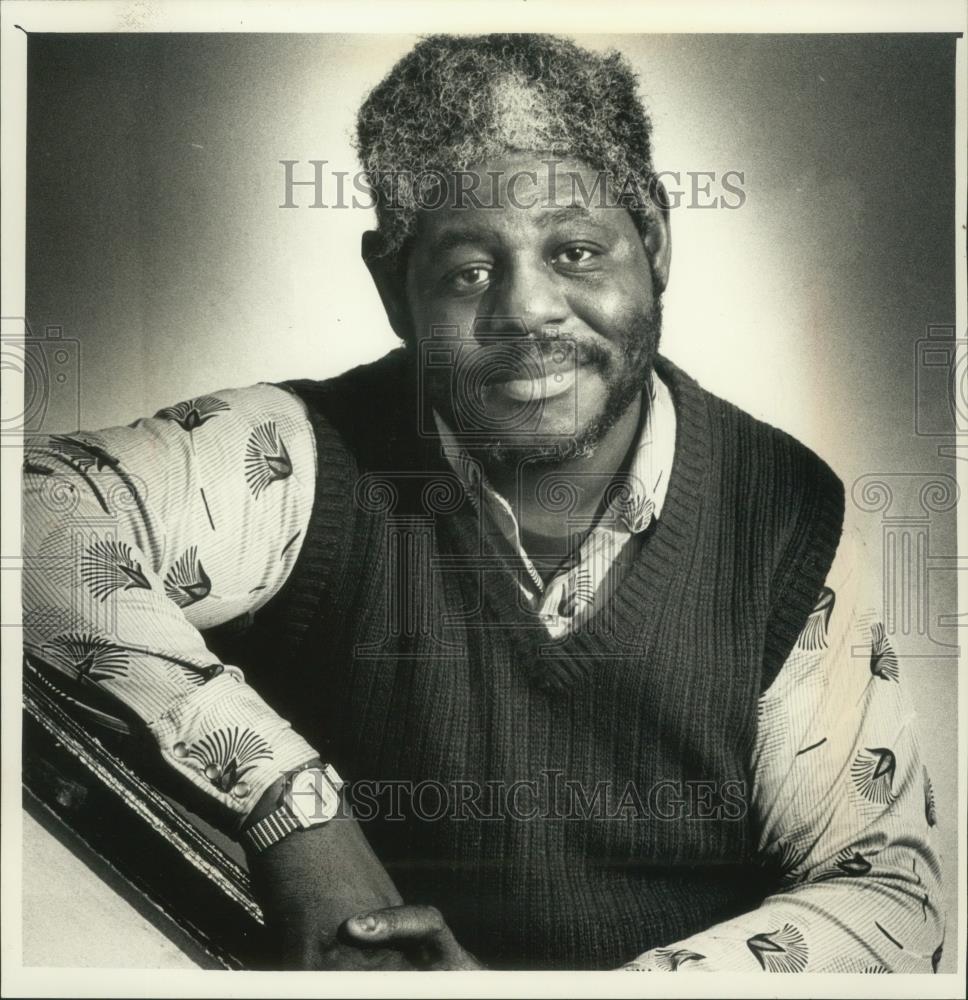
[1, 1, 965, 994]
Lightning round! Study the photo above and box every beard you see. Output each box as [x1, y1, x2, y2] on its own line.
[445, 298, 663, 471]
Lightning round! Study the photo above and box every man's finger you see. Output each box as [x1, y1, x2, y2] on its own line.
[343, 904, 447, 947]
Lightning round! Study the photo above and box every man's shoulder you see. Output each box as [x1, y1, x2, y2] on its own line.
[285, 348, 411, 401]
[60, 380, 313, 462]
[280, 348, 417, 466]
[657, 355, 844, 525]
[284, 349, 410, 421]
[656, 359, 847, 683]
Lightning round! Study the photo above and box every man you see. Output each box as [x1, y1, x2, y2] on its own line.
[23, 34, 943, 971]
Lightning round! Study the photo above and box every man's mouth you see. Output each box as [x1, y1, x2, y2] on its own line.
[477, 341, 586, 403]
[489, 365, 578, 402]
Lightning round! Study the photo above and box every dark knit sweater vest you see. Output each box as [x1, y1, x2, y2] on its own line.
[211, 349, 844, 970]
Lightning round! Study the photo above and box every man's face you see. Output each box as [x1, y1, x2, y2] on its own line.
[404, 154, 663, 465]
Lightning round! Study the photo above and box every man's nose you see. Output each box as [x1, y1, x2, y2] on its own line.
[475, 259, 569, 339]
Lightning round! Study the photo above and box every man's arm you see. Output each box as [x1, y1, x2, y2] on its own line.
[622, 525, 945, 973]
[22, 383, 407, 968]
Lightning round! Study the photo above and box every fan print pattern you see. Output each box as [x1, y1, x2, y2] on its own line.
[167, 661, 224, 688]
[797, 586, 835, 651]
[23, 441, 55, 477]
[41, 434, 119, 513]
[923, 766, 937, 827]
[24, 383, 323, 842]
[812, 847, 873, 882]
[616, 490, 656, 533]
[851, 747, 897, 805]
[556, 569, 595, 618]
[164, 546, 212, 607]
[155, 395, 230, 431]
[746, 923, 809, 973]
[875, 920, 903, 948]
[46, 433, 114, 474]
[869, 622, 899, 682]
[280, 530, 301, 559]
[245, 421, 292, 498]
[187, 726, 273, 792]
[44, 632, 129, 683]
[80, 539, 152, 601]
[652, 948, 705, 970]
[770, 839, 808, 886]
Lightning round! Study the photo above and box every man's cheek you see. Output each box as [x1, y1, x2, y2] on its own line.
[414, 297, 478, 336]
[573, 369, 610, 417]
[572, 288, 646, 346]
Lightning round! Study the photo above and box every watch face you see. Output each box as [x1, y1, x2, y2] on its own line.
[287, 769, 340, 827]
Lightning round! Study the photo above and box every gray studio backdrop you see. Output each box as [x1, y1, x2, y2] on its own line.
[26, 32, 959, 966]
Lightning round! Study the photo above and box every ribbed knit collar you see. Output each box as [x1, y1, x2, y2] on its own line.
[556, 355, 713, 662]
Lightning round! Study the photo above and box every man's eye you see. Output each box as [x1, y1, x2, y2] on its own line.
[553, 247, 598, 267]
[448, 266, 491, 290]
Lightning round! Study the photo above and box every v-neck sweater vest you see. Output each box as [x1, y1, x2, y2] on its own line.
[211, 348, 844, 969]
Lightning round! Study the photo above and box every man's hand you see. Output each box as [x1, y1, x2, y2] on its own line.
[247, 816, 413, 969]
[244, 770, 482, 969]
[342, 904, 486, 970]
[245, 771, 416, 970]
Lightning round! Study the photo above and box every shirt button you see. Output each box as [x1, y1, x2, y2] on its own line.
[172, 742, 188, 758]
[232, 782, 250, 799]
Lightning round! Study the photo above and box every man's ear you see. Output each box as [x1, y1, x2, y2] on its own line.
[362, 230, 413, 343]
[642, 179, 672, 294]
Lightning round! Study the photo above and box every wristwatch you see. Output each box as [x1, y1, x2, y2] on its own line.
[240, 763, 344, 853]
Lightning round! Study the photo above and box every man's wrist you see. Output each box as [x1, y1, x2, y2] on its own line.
[240, 756, 324, 834]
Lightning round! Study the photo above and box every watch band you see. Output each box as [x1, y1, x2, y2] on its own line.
[242, 807, 301, 852]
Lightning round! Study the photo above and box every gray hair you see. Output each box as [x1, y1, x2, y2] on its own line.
[355, 33, 658, 258]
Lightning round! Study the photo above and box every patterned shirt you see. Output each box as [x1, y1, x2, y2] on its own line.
[21, 373, 945, 972]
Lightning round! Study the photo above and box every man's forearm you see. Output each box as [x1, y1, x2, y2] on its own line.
[621, 868, 944, 973]
[243, 767, 405, 968]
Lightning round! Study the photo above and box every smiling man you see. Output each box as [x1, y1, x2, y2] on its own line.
[23, 34, 944, 972]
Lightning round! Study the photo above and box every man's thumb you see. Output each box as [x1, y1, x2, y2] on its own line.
[343, 904, 446, 946]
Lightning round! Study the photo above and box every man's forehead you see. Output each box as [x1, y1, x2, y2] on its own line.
[418, 202, 617, 253]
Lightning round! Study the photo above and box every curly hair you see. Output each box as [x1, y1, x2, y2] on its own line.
[355, 33, 657, 258]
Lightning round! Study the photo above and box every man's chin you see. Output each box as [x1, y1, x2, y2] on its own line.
[466, 427, 604, 470]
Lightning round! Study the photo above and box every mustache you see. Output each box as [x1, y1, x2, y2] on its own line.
[464, 317, 613, 368]
[457, 336, 613, 384]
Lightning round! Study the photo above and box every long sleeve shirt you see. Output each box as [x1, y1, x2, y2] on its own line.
[21, 373, 945, 972]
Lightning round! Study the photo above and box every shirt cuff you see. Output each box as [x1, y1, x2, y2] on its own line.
[148, 670, 320, 836]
